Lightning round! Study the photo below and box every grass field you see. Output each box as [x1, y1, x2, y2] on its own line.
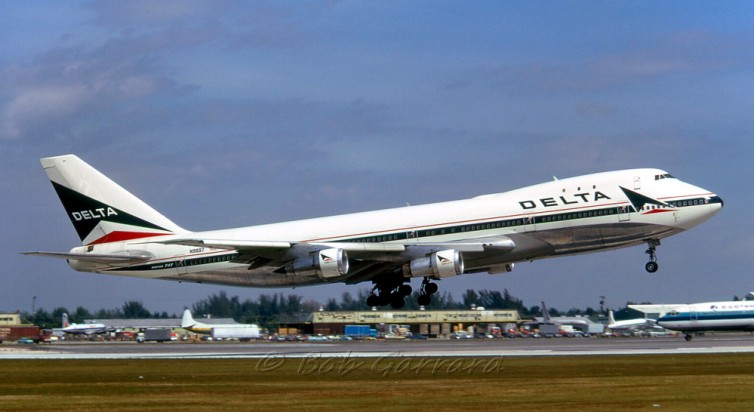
[2, 353, 754, 410]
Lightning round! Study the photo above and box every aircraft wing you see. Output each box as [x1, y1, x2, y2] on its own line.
[160, 235, 516, 259]
[20, 251, 152, 264]
[159, 235, 519, 280]
[158, 239, 293, 250]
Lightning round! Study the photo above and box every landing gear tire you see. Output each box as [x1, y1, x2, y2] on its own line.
[645, 261, 659, 273]
[644, 239, 660, 273]
[367, 274, 409, 307]
[417, 277, 438, 307]
[398, 284, 413, 296]
[390, 293, 406, 309]
[684, 334, 693, 342]
[366, 294, 380, 307]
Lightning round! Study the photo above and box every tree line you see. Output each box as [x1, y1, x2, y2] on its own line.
[22, 288, 622, 330]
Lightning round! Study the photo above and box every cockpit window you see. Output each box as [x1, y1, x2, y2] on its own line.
[654, 173, 676, 180]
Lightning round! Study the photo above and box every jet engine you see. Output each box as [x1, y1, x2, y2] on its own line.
[403, 249, 464, 278]
[286, 248, 349, 279]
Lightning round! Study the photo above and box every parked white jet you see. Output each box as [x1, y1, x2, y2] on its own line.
[24, 155, 723, 308]
[59, 313, 109, 335]
[606, 310, 656, 331]
[634, 297, 754, 341]
[181, 309, 259, 336]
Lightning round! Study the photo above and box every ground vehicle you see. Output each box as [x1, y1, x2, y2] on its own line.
[0, 326, 45, 343]
[137, 328, 172, 343]
[344, 325, 376, 339]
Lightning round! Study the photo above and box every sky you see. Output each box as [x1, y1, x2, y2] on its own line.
[1, 1, 753, 316]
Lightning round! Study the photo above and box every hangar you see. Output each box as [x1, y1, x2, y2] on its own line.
[279, 308, 521, 338]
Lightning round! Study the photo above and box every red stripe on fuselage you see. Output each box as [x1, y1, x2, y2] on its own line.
[642, 209, 674, 215]
[88, 231, 171, 245]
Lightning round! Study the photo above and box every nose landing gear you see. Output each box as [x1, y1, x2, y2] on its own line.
[645, 239, 660, 273]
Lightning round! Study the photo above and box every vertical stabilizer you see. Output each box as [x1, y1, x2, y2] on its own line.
[541, 301, 552, 323]
[41, 155, 185, 245]
[181, 309, 196, 328]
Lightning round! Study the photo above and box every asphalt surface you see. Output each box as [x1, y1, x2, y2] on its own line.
[5, 334, 754, 359]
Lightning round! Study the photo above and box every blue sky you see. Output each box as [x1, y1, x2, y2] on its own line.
[2, 1, 753, 315]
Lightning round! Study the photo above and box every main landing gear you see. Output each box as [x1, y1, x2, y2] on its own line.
[367, 274, 412, 309]
[645, 239, 661, 273]
[367, 275, 439, 309]
[417, 277, 439, 306]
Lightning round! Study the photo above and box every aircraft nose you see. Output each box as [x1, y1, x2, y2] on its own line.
[709, 195, 724, 208]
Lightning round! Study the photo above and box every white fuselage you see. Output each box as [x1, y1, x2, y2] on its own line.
[68, 168, 722, 287]
[657, 301, 754, 332]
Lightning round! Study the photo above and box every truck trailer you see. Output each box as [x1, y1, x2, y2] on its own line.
[211, 326, 260, 341]
[137, 328, 172, 343]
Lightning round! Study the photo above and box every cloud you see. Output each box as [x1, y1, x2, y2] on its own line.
[0, 30, 198, 141]
[2, 85, 89, 139]
[87, 0, 232, 28]
[449, 30, 754, 97]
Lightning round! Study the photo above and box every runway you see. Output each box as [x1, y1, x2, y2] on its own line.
[5, 334, 754, 359]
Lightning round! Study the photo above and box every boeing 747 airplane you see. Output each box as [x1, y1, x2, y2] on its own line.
[24, 155, 723, 308]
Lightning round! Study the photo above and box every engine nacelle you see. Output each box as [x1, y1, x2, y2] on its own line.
[287, 248, 349, 279]
[403, 249, 464, 278]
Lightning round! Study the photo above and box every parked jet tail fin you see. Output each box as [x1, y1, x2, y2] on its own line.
[608, 310, 616, 325]
[181, 309, 196, 328]
[40, 155, 186, 245]
[541, 301, 551, 323]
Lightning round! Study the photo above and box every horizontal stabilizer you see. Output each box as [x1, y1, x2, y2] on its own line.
[21, 251, 152, 264]
[628, 304, 685, 316]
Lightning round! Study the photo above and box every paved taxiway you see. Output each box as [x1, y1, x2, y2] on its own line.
[4, 334, 754, 359]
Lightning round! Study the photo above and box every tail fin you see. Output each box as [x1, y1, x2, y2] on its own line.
[41, 155, 185, 245]
[181, 309, 196, 328]
[608, 310, 616, 325]
[62, 313, 70, 328]
[541, 301, 551, 322]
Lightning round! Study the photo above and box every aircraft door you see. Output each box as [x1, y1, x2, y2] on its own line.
[523, 215, 536, 233]
[618, 205, 631, 222]
[406, 226, 419, 244]
[176, 258, 188, 275]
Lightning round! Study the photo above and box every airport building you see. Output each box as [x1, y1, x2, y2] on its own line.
[279, 308, 521, 338]
[0, 312, 22, 326]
